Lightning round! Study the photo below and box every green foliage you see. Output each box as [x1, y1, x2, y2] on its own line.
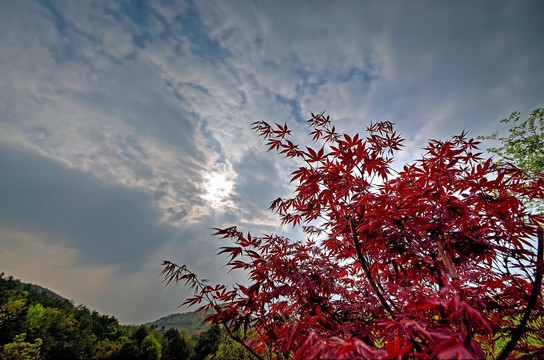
[133, 325, 152, 344]
[141, 334, 161, 360]
[192, 326, 223, 360]
[0, 298, 27, 346]
[0, 333, 42, 360]
[104, 325, 165, 360]
[480, 108, 544, 211]
[213, 335, 253, 360]
[0, 274, 22, 305]
[483, 108, 544, 173]
[0, 273, 246, 360]
[94, 339, 122, 359]
[120, 325, 162, 360]
[0, 273, 125, 359]
[25, 303, 45, 332]
[162, 328, 191, 360]
[116, 339, 141, 359]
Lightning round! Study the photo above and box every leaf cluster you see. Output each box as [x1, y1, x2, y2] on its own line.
[479, 108, 544, 213]
[481, 108, 544, 174]
[164, 112, 544, 359]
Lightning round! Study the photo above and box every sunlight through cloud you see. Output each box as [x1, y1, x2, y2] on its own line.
[201, 168, 235, 209]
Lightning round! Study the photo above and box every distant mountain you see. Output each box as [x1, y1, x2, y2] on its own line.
[148, 310, 210, 333]
[21, 282, 70, 303]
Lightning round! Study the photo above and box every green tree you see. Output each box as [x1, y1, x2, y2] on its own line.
[0, 274, 22, 305]
[25, 303, 45, 332]
[115, 325, 161, 360]
[480, 108, 544, 211]
[39, 307, 95, 360]
[140, 334, 161, 360]
[0, 298, 28, 346]
[0, 273, 133, 359]
[213, 334, 253, 360]
[94, 339, 122, 359]
[133, 325, 152, 344]
[0, 333, 42, 360]
[116, 339, 141, 359]
[483, 108, 544, 173]
[163, 328, 190, 360]
[192, 326, 222, 360]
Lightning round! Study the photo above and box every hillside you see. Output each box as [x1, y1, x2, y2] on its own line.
[0, 272, 122, 359]
[148, 310, 210, 333]
[20, 282, 70, 303]
[14, 280, 208, 333]
[1, 273, 245, 359]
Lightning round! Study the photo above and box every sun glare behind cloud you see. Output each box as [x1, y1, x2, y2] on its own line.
[201, 170, 234, 209]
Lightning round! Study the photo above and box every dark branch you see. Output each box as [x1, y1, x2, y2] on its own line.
[349, 218, 395, 314]
[497, 228, 544, 360]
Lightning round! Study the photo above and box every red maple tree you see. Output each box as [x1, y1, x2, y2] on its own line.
[163, 112, 544, 359]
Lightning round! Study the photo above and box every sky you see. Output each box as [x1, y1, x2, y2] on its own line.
[0, 0, 543, 324]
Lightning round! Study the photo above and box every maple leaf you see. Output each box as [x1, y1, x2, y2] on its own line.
[163, 111, 544, 360]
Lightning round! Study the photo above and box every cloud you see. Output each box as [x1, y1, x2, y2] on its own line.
[0, 0, 543, 324]
[192, 0, 544, 150]
[0, 140, 251, 322]
[0, 0, 223, 225]
[0, 226, 200, 325]
[0, 142, 175, 272]
[0, 228, 116, 301]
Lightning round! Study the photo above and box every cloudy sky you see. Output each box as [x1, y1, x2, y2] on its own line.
[0, 0, 543, 324]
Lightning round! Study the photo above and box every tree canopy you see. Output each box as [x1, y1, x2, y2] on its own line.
[164, 111, 544, 359]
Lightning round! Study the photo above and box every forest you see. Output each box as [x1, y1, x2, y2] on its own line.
[0, 273, 250, 359]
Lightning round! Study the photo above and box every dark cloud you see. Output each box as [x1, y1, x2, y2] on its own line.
[231, 151, 289, 220]
[0, 142, 176, 273]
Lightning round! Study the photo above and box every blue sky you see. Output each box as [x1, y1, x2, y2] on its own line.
[0, 0, 543, 324]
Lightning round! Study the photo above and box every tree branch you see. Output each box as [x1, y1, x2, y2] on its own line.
[349, 218, 396, 314]
[436, 241, 459, 281]
[497, 228, 544, 360]
[213, 304, 265, 360]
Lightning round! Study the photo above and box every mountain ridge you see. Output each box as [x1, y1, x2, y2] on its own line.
[147, 310, 209, 333]
[20, 282, 70, 303]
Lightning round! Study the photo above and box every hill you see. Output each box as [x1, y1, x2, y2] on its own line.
[0, 272, 122, 359]
[20, 282, 70, 303]
[147, 310, 210, 333]
[0, 273, 232, 360]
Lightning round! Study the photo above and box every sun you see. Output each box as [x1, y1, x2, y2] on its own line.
[201, 171, 234, 208]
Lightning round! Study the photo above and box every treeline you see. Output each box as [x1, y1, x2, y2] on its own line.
[0, 273, 251, 359]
